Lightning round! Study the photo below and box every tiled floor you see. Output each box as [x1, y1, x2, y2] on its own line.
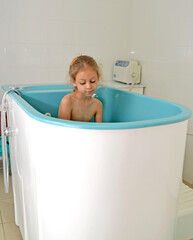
[0, 169, 22, 240]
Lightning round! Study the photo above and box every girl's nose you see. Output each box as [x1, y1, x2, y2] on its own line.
[86, 82, 91, 88]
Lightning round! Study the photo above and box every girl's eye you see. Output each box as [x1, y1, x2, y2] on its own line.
[91, 80, 96, 83]
[80, 82, 85, 85]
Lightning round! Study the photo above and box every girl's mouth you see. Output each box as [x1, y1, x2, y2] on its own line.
[85, 90, 94, 95]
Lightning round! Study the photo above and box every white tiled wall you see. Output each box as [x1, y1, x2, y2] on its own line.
[1, 0, 193, 183]
[127, 0, 193, 183]
[0, 0, 132, 98]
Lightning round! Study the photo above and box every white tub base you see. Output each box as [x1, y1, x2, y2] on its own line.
[7, 97, 188, 240]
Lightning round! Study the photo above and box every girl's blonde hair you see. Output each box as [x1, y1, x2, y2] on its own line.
[69, 55, 101, 81]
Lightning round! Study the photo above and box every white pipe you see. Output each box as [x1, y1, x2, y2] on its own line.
[1, 87, 20, 193]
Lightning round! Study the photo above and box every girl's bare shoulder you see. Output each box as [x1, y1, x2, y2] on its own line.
[60, 93, 73, 105]
[94, 98, 103, 106]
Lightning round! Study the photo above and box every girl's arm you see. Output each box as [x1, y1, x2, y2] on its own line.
[95, 100, 103, 123]
[58, 96, 72, 120]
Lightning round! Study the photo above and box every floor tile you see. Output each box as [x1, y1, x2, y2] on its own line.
[0, 198, 15, 223]
[3, 222, 22, 240]
[0, 224, 5, 240]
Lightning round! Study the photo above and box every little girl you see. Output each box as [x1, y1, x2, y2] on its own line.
[58, 55, 103, 122]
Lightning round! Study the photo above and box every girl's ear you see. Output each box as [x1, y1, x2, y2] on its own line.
[70, 78, 75, 85]
[70, 78, 77, 89]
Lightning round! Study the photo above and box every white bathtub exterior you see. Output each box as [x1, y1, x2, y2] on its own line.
[7, 95, 188, 240]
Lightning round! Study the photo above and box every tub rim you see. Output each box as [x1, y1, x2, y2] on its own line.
[2, 84, 192, 130]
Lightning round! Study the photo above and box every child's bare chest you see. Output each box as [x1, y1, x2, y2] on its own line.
[71, 100, 97, 122]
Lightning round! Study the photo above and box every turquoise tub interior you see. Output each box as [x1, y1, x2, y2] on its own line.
[2, 84, 192, 130]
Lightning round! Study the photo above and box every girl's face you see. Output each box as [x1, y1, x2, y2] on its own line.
[72, 66, 99, 97]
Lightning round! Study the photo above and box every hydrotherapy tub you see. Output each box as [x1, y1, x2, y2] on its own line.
[1, 84, 192, 240]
